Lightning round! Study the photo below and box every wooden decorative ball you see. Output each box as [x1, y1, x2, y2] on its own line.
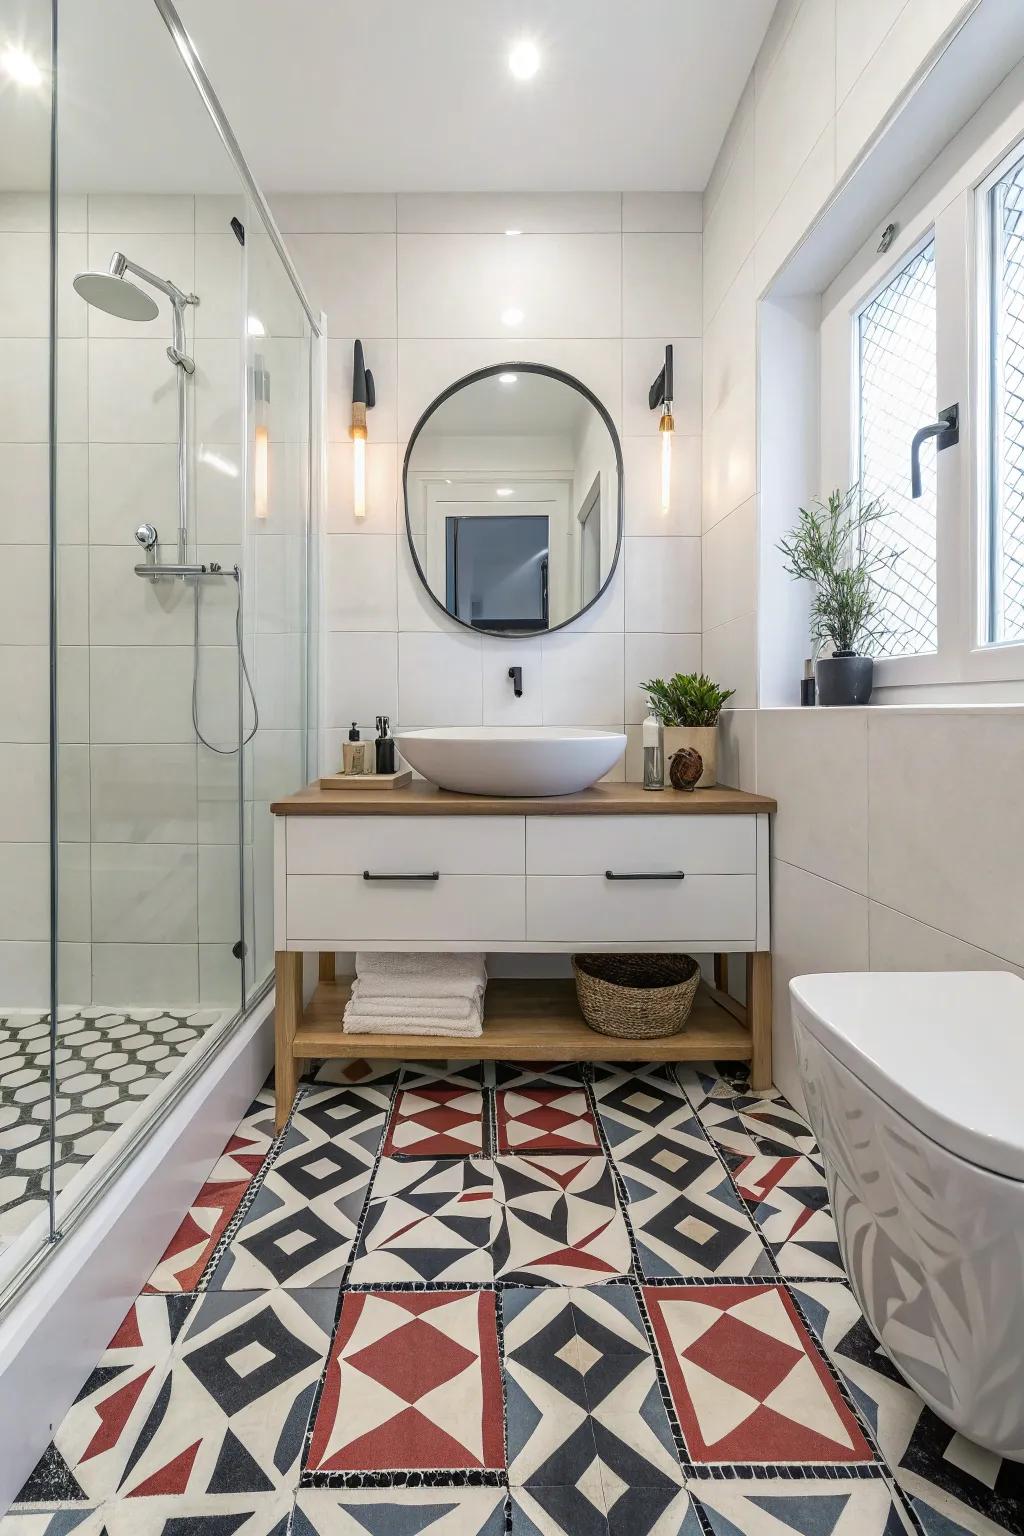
[669, 746, 703, 792]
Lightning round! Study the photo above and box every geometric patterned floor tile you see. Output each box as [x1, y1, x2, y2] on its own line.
[0, 1513, 110, 1535]
[496, 1063, 584, 1089]
[207, 1091, 386, 1290]
[605, 1097, 772, 1280]
[678, 1070, 817, 1161]
[142, 1084, 278, 1295]
[693, 1477, 914, 1534]
[313, 1059, 401, 1087]
[496, 1087, 600, 1154]
[792, 1282, 1024, 1535]
[293, 1486, 506, 1533]
[305, 1290, 504, 1473]
[111, 1288, 336, 1497]
[593, 1064, 697, 1143]
[504, 1285, 683, 1512]
[349, 1158, 493, 1283]
[644, 1283, 873, 1466]
[731, 1153, 843, 1277]
[382, 1087, 485, 1158]
[511, 1486, 699, 1536]
[23, 1296, 197, 1503]
[7, 1495, 296, 1534]
[493, 1156, 631, 1285]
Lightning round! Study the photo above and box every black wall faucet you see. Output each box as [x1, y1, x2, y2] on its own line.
[508, 666, 523, 698]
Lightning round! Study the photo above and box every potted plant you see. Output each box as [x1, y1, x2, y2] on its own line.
[777, 486, 900, 706]
[640, 672, 735, 788]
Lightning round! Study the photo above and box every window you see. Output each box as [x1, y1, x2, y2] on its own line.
[856, 242, 938, 657]
[986, 147, 1024, 645]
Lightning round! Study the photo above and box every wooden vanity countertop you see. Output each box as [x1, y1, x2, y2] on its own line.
[270, 781, 776, 816]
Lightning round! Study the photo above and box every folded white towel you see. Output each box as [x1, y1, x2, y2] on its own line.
[355, 951, 486, 1001]
[341, 1011, 483, 1038]
[347, 983, 482, 1023]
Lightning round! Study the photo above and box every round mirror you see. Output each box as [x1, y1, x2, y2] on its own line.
[404, 363, 623, 636]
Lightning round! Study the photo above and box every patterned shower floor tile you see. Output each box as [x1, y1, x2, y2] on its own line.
[496, 1086, 601, 1154]
[492, 1155, 631, 1285]
[349, 1156, 494, 1283]
[382, 1084, 486, 1157]
[293, 1486, 506, 1533]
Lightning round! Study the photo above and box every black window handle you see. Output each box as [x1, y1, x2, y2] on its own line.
[911, 403, 958, 498]
[363, 871, 440, 881]
[605, 870, 685, 881]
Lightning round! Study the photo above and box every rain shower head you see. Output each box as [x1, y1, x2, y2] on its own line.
[73, 264, 159, 322]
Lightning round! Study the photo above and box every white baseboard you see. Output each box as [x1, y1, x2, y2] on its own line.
[0, 993, 274, 1514]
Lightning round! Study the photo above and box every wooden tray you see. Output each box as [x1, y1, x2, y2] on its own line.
[319, 769, 412, 791]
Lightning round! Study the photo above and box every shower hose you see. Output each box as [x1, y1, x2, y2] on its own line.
[191, 565, 260, 754]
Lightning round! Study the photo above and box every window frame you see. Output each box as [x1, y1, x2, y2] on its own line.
[820, 94, 1024, 695]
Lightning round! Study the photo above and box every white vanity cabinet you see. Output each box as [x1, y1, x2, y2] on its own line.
[270, 781, 775, 1128]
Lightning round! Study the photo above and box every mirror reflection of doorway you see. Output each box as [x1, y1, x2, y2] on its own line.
[578, 474, 601, 609]
[445, 513, 550, 629]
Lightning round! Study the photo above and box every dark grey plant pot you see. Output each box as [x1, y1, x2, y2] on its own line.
[815, 651, 873, 706]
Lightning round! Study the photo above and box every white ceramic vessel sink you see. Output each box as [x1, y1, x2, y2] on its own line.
[395, 726, 627, 797]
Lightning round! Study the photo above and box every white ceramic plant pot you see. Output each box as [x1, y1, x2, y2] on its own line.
[663, 725, 718, 788]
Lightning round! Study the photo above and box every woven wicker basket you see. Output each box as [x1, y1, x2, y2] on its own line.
[571, 952, 701, 1040]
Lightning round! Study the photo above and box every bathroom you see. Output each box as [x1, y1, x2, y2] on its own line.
[1, 0, 1023, 1530]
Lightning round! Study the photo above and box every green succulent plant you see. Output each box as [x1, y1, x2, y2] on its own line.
[777, 485, 901, 655]
[641, 672, 736, 728]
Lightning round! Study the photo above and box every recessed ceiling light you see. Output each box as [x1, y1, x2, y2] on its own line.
[246, 314, 265, 337]
[508, 40, 540, 81]
[501, 306, 524, 327]
[496, 487, 515, 497]
[2, 45, 43, 88]
[498, 372, 518, 385]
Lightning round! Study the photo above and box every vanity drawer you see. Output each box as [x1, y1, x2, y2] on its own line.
[526, 874, 756, 943]
[286, 874, 526, 943]
[526, 815, 755, 875]
[286, 815, 525, 875]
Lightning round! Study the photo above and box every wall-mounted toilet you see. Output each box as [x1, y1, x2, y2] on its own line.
[790, 970, 1024, 1459]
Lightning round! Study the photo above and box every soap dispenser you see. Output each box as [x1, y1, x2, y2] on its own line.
[642, 709, 665, 791]
[343, 722, 372, 775]
[375, 715, 396, 775]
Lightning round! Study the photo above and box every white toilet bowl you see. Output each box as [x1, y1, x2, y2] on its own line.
[790, 970, 1024, 1459]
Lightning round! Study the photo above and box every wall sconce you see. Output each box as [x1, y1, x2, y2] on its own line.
[253, 352, 270, 521]
[351, 339, 376, 520]
[648, 343, 674, 516]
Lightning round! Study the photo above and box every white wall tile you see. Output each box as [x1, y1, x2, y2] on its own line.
[755, 122, 836, 292]
[289, 234, 397, 337]
[702, 113, 755, 323]
[0, 234, 52, 338]
[87, 194, 194, 233]
[397, 234, 621, 339]
[623, 434, 701, 538]
[90, 744, 198, 843]
[323, 533, 397, 631]
[398, 193, 621, 234]
[702, 367, 756, 531]
[194, 193, 246, 234]
[254, 633, 306, 731]
[770, 857, 870, 1110]
[200, 943, 240, 1005]
[58, 339, 89, 441]
[323, 631, 398, 729]
[194, 233, 244, 341]
[90, 646, 194, 744]
[89, 444, 180, 545]
[0, 443, 47, 542]
[192, 340, 243, 445]
[624, 633, 702, 724]
[570, 562, 625, 635]
[0, 646, 47, 743]
[326, 441, 398, 533]
[0, 545, 48, 646]
[481, 637, 544, 726]
[396, 535, 458, 633]
[0, 339, 49, 441]
[89, 545, 194, 645]
[868, 900, 1024, 977]
[702, 612, 757, 707]
[624, 536, 701, 632]
[718, 707, 757, 792]
[398, 630, 482, 726]
[621, 339, 700, 437]
[622, 235, 701, 337]
[92, 944, 198, 1008]
[88, 340, 180, 443]
[91, 843, 198, 944]
[757, 708, 869, 893]
[701, 496, 756, 633]
[0, 746, 49, 841]
[58, 544, 88, 646]
[835, 0, 906, 103]
[753, 0, 837, 235]
[541, 632, 624, 727]
[199, 845, 240, 944]
[622, 193, 702, 233]
[868, 711, 1024, 966]
[271, 193, 397, 233]
[703, 257, 755, 419]
[253, 534, 307, 634]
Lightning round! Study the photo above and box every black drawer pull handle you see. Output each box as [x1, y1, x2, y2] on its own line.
[363, 870, 440, 881]
[605, 870, 685, 881]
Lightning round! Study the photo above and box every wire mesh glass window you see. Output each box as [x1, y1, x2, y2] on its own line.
[856, 240, 938, 657]
[987, 149, 1024, 645]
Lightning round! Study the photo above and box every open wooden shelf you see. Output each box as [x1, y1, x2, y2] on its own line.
[293, 977, 753, 1062]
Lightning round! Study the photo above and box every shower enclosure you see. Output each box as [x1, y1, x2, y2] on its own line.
[0, 0, 322, 1307]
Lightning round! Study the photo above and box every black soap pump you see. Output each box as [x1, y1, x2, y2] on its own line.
[375, 714, 396, 775]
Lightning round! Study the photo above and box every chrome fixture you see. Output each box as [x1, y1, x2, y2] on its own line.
[74, 251, 198, 567]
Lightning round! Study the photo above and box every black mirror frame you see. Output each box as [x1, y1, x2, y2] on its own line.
[402, 361, 625, 638]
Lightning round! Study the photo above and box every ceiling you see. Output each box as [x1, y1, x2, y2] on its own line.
[2, 0, 775, 195]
